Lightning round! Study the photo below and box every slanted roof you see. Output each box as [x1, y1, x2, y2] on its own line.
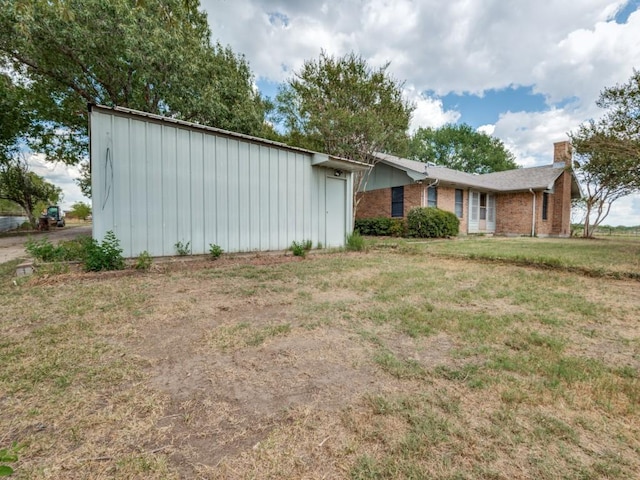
[373, 152, 581, 197]
[89, 104, 370, 172]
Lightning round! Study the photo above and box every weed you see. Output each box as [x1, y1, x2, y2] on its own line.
[209, 243, 223, 260]
[346, 231, 366, 251]
[134, 251, 153, 270]
[84, 231, 125, 271]
[0, 443, 20, 477]
[291, 240, 312, 257]
[175, 240, 191, 256]
[374, 350, 426, 379]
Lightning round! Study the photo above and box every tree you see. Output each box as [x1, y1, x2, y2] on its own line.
[0, 155, 62, 227]
[570, 71, 640, 237]
[0, 72, 30, 164]
[0, 0, 269, 170]
[68, 201, 91, 220]
[409, 124, 518, 173]
[275, 51, 414, 213]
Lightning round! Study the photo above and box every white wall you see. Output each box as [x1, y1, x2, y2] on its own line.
[90, 107, 352, 257]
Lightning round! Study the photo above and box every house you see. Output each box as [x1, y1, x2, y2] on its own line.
[356, 141, 582, 237]
[89, 105, 368, 257]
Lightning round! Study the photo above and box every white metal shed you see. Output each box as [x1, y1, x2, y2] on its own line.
[89, 105, 368, 258]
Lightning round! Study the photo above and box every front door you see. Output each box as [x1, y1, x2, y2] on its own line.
[468, 191, 495, 233]
[326, 176, 346, 247]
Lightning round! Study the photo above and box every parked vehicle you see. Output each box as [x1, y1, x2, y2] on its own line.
[38, 205, 65, 230]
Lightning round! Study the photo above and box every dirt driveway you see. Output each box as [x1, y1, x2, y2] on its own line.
[0, 224, 92, 264]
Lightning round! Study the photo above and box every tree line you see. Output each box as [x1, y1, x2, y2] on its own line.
[1, 0, 638, 234]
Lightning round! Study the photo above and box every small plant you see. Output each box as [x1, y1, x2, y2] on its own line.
[175, 240, 191, 256]
[0, 443, 21, 477]
[291, 240, 312, 257]
[209, 243, 223, 260]
[135, 251, 153, 270]
[84, 231, 125, 271]
[346, 231, 366, 251]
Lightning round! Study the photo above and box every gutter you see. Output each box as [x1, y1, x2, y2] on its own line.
[529, 188, 536, 237]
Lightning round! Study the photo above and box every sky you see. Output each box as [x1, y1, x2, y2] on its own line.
[32, 0, 640, 226]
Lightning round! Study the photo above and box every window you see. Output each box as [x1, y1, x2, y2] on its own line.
[427, 186, 437, 208]
[542, 192, 549, 220]
[455, 189, 463, 218]
[391, 186, 404, 217]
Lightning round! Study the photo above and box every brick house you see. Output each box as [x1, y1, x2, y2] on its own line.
[357, 141, 582, 237]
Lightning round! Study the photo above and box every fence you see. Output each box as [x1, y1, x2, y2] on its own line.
[0, 216, 28, 233]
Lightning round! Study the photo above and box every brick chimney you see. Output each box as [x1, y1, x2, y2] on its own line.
[553, 141, 572, 167]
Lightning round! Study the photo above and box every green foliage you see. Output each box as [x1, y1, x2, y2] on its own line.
[25, 236, 91, 262]
[84, 231, 125, 271]
[0, 0, 268, 170]
[0, 443, 20, 477]
[209, 243, 223, 260]
[569, 70, 640, 237]
[291, 240, 312, 257]
[175, 241, 191, 256]
[409, 123, 518, 173]
[407, 207, 460, 238]
[276, 50, 413, 169]
[355, 217, 407, 236]
[67, 201, 91, 220]
[134, 251, 153, 270]
[0, 155, 62, 227]
[346, 231, 366, 251]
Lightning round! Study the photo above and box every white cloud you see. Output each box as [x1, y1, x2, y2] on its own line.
[405, 87, 461, 132]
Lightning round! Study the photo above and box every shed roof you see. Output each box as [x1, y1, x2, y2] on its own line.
[373, 152, 581, 197]
[89, 104, 370, 172]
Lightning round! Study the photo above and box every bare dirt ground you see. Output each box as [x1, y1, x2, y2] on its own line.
[2, 245, 639, 479]
[0, 224, 92, 263]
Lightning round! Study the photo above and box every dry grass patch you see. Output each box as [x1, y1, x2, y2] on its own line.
[1, 248, 639, 478]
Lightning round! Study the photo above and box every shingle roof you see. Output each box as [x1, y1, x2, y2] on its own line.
[373, 152, 573, 193]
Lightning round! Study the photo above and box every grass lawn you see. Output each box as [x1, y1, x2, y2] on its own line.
[0, 237, 638, 479]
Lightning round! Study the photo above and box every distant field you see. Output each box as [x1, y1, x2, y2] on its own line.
[0, 236, 638, 479]
[399, 235, 640, 278]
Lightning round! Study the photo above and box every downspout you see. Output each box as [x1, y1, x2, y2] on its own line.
[529, 189, 536, 237]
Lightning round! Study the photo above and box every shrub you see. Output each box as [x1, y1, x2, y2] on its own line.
[291, 240, 312, 257]
[175, 241, 191, 256]
[407, 207, 459, 238]
[346, 231, 366, 251]
[355, 217, 407, 237]
[209, 243, 223, 260]
[135, 251, 153, 270]
[84, 231, 125, 271]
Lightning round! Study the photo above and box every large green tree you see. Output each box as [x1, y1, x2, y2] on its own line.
[0, 73, 30, 164]
[275, 51, 414, 214]
[276, 52, 413, 159]
[0, 0, 270, 193]
[0, 155, 63, 227]
[409, 124, 518, 173]
[570, 71, 640, 237]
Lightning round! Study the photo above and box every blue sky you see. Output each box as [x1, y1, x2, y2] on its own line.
[30, 0, 640, 226]
[201, 0, 640, 226]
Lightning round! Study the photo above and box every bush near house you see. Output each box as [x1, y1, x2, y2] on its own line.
[355, 217, 407, 237]
[407, 207, 459, 238]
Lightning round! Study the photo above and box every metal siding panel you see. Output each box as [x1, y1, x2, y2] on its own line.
[227, 139, 240, 251]
[203, 134, 218, 248]
[269, 148, 279, 250]
[237, 141, 250, 250]
[258, 145, 270, 250]
[130, 119, 148, 256]
[112, 116, 132, 254]
[162, 126, 178, 255]
[287, 153, 297, 243]
[146, 122, 164, 256]
[216, 137, 230, 251]
[278, 151, 288, 248]
[248, 143, 260, 250]
[190, 131, 205, 254]
[91, 111, 114, 242]
[176, 129, 191, 252]
[295, 154, 304, 240]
